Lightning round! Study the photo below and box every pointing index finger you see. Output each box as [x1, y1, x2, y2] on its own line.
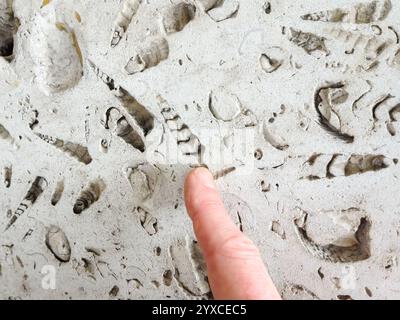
[184, 168, 281, 300]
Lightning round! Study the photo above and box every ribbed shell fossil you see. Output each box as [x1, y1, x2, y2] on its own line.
[159, 2, 196, 35]
[5, 177, 48, 231]
[35, 132, 92, 165]
[111, 0, 142, 48]
[125, 37, 169, 74]
[301, 0, 392, 24]
[73, 179, 106, 214]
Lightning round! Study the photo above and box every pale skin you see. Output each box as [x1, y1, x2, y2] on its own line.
[184, 168, 282, 300]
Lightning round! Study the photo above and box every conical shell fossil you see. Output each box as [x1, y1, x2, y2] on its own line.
[111, 0, 142, 48]
[45, 225, 71, 262]
[115, 117, 145, 152]
[73, 179, 106, 214]
[301, 0, 392, 24]
[87, 59, 118, 92]
[89, 61, 154, 137]
[51, 179, 64, 206]
[117, 87, 154, 136]
[125, 37, 169, 74]
[30, 5, 83, 95]
[288, 28, 328, 55]
[157, 95, 203, 164]
[0, 0, 17, 58]
[345, 154, 390, 176]
[212, 167, 236, 180]
[303, 153, 390, 180]
[3, 165, 11, 188]
[0, 123, 16, 146]
[35, 132, 92, 165]
[102, 107, 146, 153]
[327, 28, 390, 68]
[5, 177, 48, 231]
[159, 2, 196, 35]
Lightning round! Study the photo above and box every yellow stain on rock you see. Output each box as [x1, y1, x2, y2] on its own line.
[41, 0, 52, 8]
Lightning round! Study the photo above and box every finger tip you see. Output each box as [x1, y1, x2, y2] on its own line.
[184, 167, 217, 216]
[185, 167, 214, 189]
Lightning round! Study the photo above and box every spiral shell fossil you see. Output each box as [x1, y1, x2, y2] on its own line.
[35, 132, 92, 165]
[125, 36, 169, 75]
[5, 177, 48, 231]
[73, 179, 106, 214]
[111, 0, 142, 48]
[301, 0, 392, 24]
[159, 2, 196, 35]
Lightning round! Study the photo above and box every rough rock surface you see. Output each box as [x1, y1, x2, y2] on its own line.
[0, 0, 400, 300]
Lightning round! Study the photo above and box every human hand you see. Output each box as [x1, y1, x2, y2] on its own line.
[184, 168, 281, 300]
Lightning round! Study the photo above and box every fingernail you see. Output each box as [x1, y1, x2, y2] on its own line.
[195, 168, 216, 190]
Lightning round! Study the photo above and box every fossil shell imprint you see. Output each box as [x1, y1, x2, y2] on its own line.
[301, 0, 392, 24]
[159, 2, 196, 35]
[294, 213, 371, 263]
[0, 0, 17, 58]
[207, 0, 240, 22]
[260, 53, 282, 73]
[208, 89, 242, 122]
[117, 87, 154, 136]
[136, 207, 158, 236]
[3, 165, 11, 188]
[125, 36, 169, 74]
[51, 179, 64, 206]
[126, 163, 158, 203]
[169, 238, 210, 297]
[73, 179, 106, 214]
[45, 225, 71, 262]
[157, 95, 204, 164]
[0, 123, 17, 147]
[35, 132, 92, 165]
[5, 176, 48, 231]
[115, 117, 145, 152]
[30, 5, 83, 95]
[89, 61, 154, 137]
[303, 153, 390, 180]
[288, 28, 328, 55]
[111, 0, 142, 48]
